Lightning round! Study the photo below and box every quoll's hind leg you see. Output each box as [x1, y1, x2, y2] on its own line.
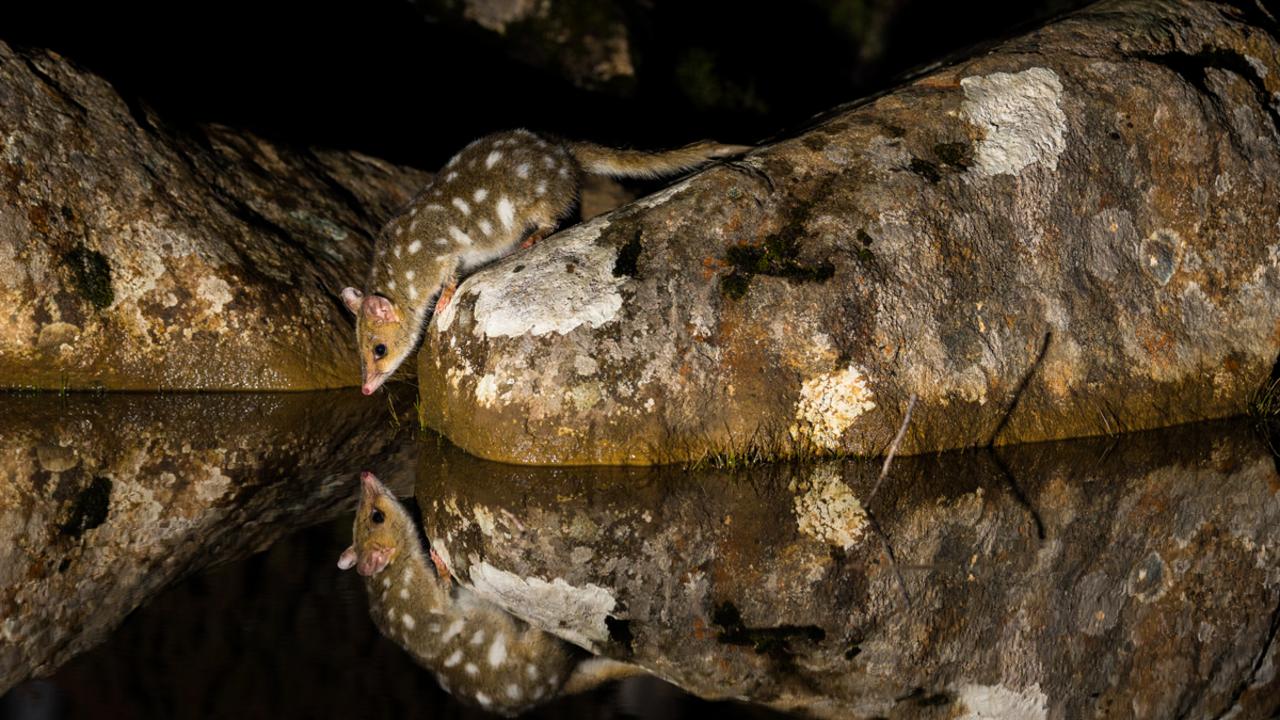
[429, 548, 451, 582]
[433, 272, 459, 315]
[519, 223, 555, 250]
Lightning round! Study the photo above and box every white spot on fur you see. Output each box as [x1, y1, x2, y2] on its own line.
[409, 286, 419, 301]
[399, 588, 409, 599]
[526, 664, 539, 679]
[452, 198, 471, 215]
[394, 245, 402, 258]
[387, 279, 396, 290]
[444, 649, 463, 667]
[474, 188, 488, 202]
[478, 219, 493, 236]
[475, 691, 490, 706]
[543, 156, 555, 169]
[445, 171, 458, 181]
[402, 613, 416, 630]
[497, 197, 515, 229]
[408, 239, 422, 254]
[516, 163, 529, 178]
[488, 633, 507, 667]
[442, 619, 466, 643]
[465, 663, 479, 676]
[486, 151, 502, 168]
[955, 683, 1048, 719]
[467, 561, 617, 650]
[793, 464, 867, 549]
[506, 684, 521, 700]
[436, 220, 625, 338]
[470, 629, 486, 645]
[405, 269, 416, 281]
[535, 181, 546, 196]
[449, 226, 473, 246]
[961, 67, 1066, 176]
[790, 365, 876, 450]
[382, 577, 391, 589]
[435, 237, 449, 246]
[424, 203, 445, 212]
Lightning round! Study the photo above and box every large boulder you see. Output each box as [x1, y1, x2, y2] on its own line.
[419, 0, 1280, 464]
[0, 43, 428, 391]
[0, 390, 419, 694]
[417, 420, 1280, 718]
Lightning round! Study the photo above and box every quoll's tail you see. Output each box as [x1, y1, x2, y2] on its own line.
[568, 140, 751, 179]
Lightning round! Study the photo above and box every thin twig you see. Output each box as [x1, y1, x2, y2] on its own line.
[869, 394, 917, 502]
[864, 393, 918, 610]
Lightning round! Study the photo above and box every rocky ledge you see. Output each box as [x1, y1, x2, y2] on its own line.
[0, 42, 428, 391]
[417, 420, 1280, 719]
[420, 0, 1280, 464]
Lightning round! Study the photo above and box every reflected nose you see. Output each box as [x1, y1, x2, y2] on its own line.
[361, 384, 374, 395]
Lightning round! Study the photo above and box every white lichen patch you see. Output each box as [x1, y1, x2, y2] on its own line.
[961, 67, 1066, 176]
[955, 683, 1048, 720]
[435, 219, 625, 338]
[790, 365, 876, 450]
[468, 562, 617, 650]
[196, 275, 234, 315]
[793, 464, 868, 549]
[475, 373, 500, 408]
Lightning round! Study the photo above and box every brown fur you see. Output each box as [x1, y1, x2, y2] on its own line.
[342, 129, 749, 393]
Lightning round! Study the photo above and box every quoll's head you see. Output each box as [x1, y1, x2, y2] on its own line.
[337, 471, 408, 576]
[341, 287, 408, 395]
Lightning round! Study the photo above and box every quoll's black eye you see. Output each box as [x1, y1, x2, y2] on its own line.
[373, 343, 387, 359]
[371, 508, 386, 524]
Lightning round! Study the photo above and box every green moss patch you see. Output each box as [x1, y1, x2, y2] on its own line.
[63, 245, 114, 310]
[60, 476, 112, 538]
[720, 231, 835, 300]
[712, 601, 825, 655]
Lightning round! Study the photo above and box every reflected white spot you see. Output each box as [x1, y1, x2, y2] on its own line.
[402, 613, 416, 630]
[442, 619, 466, 643]
[470, 629, 486, 646]
[452, 198, 470, 215]
[405, 269, 416, 281]
[408, 240, 422, 254]
[444, 649, 463, 667]
[488, 633, 507, 667]
[399, 588, 409, 599]
[465, 663, 479, 676]
[473, 188, 488, 202]
[516, 163, 529, 178]
[506, 684, 521, 700]
[475, 691, 491, 707]
[478, 219, 493, 236]
[445, 171, 458, 181]
[486, 151, 502, 168]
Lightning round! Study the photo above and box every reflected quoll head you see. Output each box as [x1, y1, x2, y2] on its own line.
[337, 471, 408, 577]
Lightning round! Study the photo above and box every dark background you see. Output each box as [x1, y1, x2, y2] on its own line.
[3, 0, 1088, 169]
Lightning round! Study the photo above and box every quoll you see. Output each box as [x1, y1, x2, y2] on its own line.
[339, 471, 643, 716]
[342, 129, 749, 394]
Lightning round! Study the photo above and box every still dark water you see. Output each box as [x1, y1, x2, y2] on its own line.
[2, 390, 1279, 718]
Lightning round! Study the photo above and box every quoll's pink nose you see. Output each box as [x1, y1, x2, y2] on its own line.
[361, 384, 374, 395]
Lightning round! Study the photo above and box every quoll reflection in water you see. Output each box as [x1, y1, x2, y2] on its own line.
[416, 420, 1280, 719]
[340, 471, 644, 717]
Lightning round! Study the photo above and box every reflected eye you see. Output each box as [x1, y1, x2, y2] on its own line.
[371, 508, 385, 524]
[373, 343, 387, 359]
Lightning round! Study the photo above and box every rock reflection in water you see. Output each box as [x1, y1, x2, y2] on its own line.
[0, 389, 419, 695]
[417, 420, 1280, 719]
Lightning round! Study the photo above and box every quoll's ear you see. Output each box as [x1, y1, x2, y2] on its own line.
[362, 294, 397, 323]
[341, 287, 364, 315]
[338, 546, 358, 570]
